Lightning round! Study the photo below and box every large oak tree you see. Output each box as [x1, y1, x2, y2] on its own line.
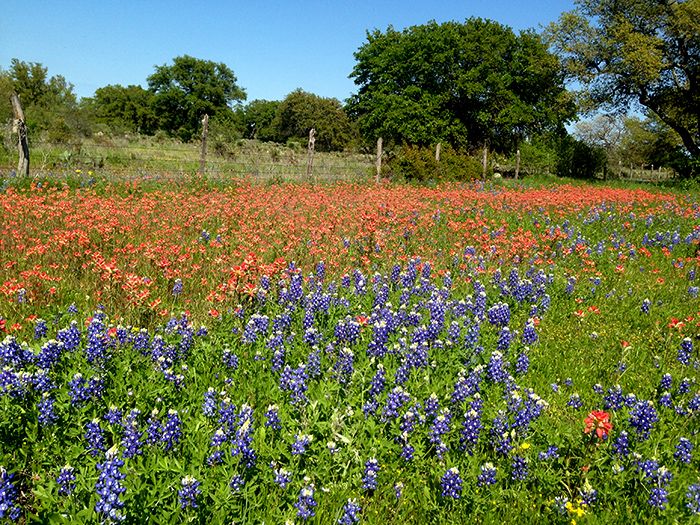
[348, 19, 574, 153]
[547, 0, 700, 161]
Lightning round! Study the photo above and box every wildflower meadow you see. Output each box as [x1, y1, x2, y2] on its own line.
[0, 177, 699, 523]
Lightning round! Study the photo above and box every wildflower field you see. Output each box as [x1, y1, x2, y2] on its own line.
[0, 176, 699, 523]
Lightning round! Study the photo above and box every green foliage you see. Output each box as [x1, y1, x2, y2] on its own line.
[240, 99, 281, 141]
[348, 19, 575, 152]
[147, 55, 246, 142]
[0, 59, 89, 141]
[89, 84, 158, 135]
[546, 0, 700, 161]
[272, 89, 357, 152]
[386, 144, 483, 183]
[555, 135, 606, 179]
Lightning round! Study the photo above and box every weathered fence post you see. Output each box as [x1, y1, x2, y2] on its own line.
[514, 149, 520, 180]
[481, 144, 488, 180]
[435, 143, 441, 163]
[306, 128, 316, 182]
[199, 114, 209, 175]
[10, 93, 29, 177]
[375, 137, 383, 184]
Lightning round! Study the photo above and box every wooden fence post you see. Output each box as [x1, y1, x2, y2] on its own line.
[10, 93, 29, 177]
[199, 114, 209, 175]
[306, 128, 316, 182]
[514, 149, 520, 180]
[481, 144, 488, 180]
[375, 137, 383, 184]
[435, 143, 441, 163]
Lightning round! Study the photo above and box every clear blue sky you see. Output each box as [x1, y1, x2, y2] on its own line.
[1, 1, 575, 103]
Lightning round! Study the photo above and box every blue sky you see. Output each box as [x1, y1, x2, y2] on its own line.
[1, 1, 575, 103]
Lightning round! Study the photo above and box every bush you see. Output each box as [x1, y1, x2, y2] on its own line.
[385, 144, 482, 183]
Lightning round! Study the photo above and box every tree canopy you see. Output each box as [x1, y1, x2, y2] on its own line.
[546, 0, 700, 160]
[348, 19, 575, 152]
[91, 84, 157, 134]
[272, 89, 356, 151]
[147, 55, 246, 141]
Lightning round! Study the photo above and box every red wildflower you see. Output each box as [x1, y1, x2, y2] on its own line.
[584, 411, 612, 440]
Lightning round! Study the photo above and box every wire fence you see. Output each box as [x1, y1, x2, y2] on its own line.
[1, 139, 377, 183]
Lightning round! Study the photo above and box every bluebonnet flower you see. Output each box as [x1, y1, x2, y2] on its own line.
[440, 467, 462, 498]
[85, 418, 106, 457]
[33, 319, 48, 340]
[202, 388, 217, 418]
[612, 431, 630, 457]
[0, 467, 21, 520]
[460, 408, 482, 453]
[295, 486, 317, 520]
[264, 405, 281, 431]
[362, 458, 380, 491]
[161, 410, 182, 451]
[497, 327, 513, 351]
[628, 400, 658, 441]
[172, 278, 183, 297]
[104, 405, 123, 426]
[604, 385, 625, 410]
[121, 410, 143, 459]
[675, 437, 693, 464]
[510, 455, 528, 481]
[85, 316, 109, 364]
[231, 404, 256, 468]
[648, 487, 669, 510]
[487, 351, 508, 383]
[38, 392, 58, 427]
[477, 463, 497, 486]
[580, 487, 597, 506]
[487, 302, 511, 326]
[279, 364, 309, 405]
[338, 498, 361, 525]
[659, 373, 673, 391]
[95, 448, 126, 522]
[334, 347, 354, 385]
[36, 340, 64, 370]
[56, 465, 76, 496]
[424, 393, 440, 419]
[146, 409, 163, 446]
[678, 337, 693, 366]
[229, 474, 245, 491]
[381, 387, 411, 421]
[394, 482, 404, 500]
[273, 467, 292, 489]
[490, 411, 513, 456]
[515, 351, 529, 375]
[207, 428, 227, 465]
[292, 434, 313, 455]
[178, 476, 201, 509]
[222, 348, 239, 370]
[641, 298, 651, 314]
[567, 393, 583, 409]
[538, 446, 559, 461]
[687, 484, 700, 514]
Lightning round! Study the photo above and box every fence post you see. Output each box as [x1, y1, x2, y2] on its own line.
[10, 93, 30, 177]
[306, 128, 316, 182]
[435, 142, 441, 163]
[515, 149, 520, 180]
[481, 144, 488, 180]
[199, 114, 209, 175]
[375, 137, 383, 184]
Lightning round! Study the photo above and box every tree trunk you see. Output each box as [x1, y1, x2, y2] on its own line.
[10, 93, 29, 177]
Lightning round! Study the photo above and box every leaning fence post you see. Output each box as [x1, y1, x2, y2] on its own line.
[10, 93, 30, 177]
[515, 149, 520, 180]
[435, 142, 441, 163]
[199, 114, 209, 175]
[375, 137, 383, 184]
[306, 128, 316, 182]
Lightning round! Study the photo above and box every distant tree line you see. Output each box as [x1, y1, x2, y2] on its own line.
[1, 3, 697, 178]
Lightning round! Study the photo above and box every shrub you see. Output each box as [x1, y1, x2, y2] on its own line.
[385, 144, 482, 183]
